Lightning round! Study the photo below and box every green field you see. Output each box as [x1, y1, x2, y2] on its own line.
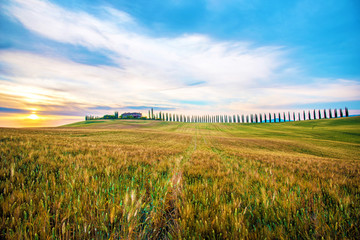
[1, 117, 360, 239]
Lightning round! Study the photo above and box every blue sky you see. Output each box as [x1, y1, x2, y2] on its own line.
[0, 0, 359, 126]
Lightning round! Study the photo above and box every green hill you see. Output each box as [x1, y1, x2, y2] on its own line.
[1, 116, 359, 239]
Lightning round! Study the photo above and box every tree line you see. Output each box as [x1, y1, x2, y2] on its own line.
[86, 107, 349, 123]
[150, 107, 349, 123]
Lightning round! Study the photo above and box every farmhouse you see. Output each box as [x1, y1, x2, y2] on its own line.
[121, 112, 142, 118]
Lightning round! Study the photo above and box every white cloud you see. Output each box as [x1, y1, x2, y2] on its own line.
[1, 0, 359, 119]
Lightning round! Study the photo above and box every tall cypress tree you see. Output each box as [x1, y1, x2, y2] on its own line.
[283, 112, 286, 122]
[329, 109, 332, 118]
[151, 108, 154, 119]
[318, 109, 322, 119]
[303, 111, 306, 121]
[323, 109, 327, 119]
[308, 111, 311, 120]
[278, 113, 281, 122]
[345, 107, 349, 117]
[298, 112, 301, 121]
[340, 108, 343, 118]
[313, 109, 316, 120]
[260, 113, 263, 123]
[264, 113, 267, 123]
[273, 113, 276, 122]
[293, 112, 296, 121]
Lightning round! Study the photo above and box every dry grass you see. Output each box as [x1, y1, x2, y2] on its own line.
[1, 117, 359, 239]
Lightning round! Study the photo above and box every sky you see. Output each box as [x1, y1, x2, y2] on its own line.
[0, 0, 359, 127]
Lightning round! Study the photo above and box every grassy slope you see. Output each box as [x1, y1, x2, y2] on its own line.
[1, 117, 359, 239]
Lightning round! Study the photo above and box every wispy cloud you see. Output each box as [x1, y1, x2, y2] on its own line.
[0, 0, 359, 125]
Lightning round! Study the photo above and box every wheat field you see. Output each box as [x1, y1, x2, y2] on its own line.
[1, 117, 359, 239]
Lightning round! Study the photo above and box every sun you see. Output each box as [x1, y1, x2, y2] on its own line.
[28, 113, 39, 120]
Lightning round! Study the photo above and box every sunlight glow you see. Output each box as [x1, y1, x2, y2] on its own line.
[28, 113, 39, 120]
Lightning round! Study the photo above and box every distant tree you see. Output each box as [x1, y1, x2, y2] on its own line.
[313, 109, 316, 120]
[303, 111, 306, 121]
[273, 113, 276, 123]
[264, 113, 267, 123]
[148, 110, 151, 119]
[103, 114, 116, 119]
[298, 112, 301, 121]
[115, 111, 118, 119]
[151, 108, 154, 119]
[288, 112, 291, 121]
[259, 113, 263, 123]
[283, 112, 286, 122]
[340, 108, 343, 118]
[293, 112, 296, 121]
[308, 111, 311, 120]
[278, 113, 281, 122]
[329, 109, 332, 118]
[268, 113, 271, 123]
[345, 107, 349, 117]
[318, 109, 322, 119]
[323, 109, 327, 119]
[334, 109, 338, 118]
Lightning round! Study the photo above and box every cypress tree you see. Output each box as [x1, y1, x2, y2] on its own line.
[242, 115, 245, 123]
[345, 107, 349, 117]
[340, 108, 343, 118]
[273, 113, 276, 122]
[260, 113, 263, 123]
[303, 111, 306, 120]
[151, 108, 154, 119]
[329, 109, 332, 118]
[313, 109, 316, 120]
[268, 113, 271, 123]
[246, 115, 248, 123]
[334, 109, 338, 118]
[264, 113, 267, 123]
[323, 109, 327, 119]
[148, 110, 151, 119]
[283, 112, 286, 122]
[293, 112, 296, 121]
[318, 109, 321, 119]
[308, 111, 311, 120]
[298, 112, 301, 121]
[278, 113, 281, 122]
